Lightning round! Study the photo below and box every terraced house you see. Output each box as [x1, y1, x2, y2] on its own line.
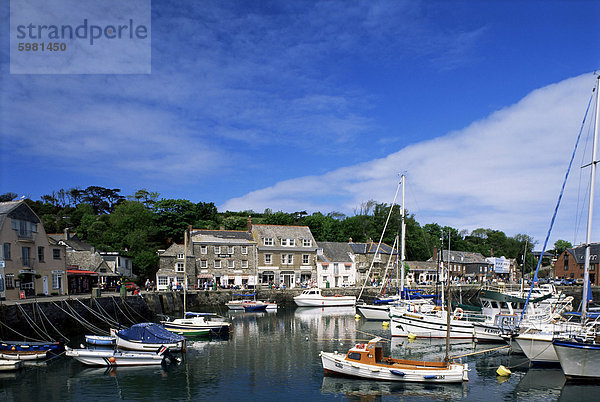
[0, 200, 66, 300]
[554, 243, 600, 285]
[156, 229, 257, 290]
[251, 224, 317, 288]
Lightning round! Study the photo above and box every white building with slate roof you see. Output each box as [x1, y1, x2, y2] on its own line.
[316, 242, 356, 288]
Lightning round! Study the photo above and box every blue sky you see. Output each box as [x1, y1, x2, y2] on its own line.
[1, 0, 600, 248]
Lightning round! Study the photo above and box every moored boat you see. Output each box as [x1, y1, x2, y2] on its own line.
[0, 350, 49, 361]
[0, 360, 23, 371]
[111, 323, 186, 352]
[162, 312, 232, 336]
[66, 345, 178, 366]
[294, 288, 356, 307]
[319, 337, 468, 383]
[85, 335, 116, 346]
[0, 340, 64, 354]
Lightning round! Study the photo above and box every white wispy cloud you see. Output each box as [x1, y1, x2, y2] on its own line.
[221, 73, 599, 245]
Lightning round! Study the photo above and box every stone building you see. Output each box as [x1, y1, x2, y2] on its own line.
[349, 240, 398, 286]
[0, 200, 66, 300]
[251, 224, 317, 288]
[156, 229, 257, 291]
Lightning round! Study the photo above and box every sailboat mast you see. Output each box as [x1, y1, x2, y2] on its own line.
[400, 174, 406, 294]
[582, 75, 600, 321]
[183, 226, 189, 315]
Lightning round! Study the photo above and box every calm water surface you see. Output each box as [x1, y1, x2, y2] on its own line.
[0, 306, 597, 401]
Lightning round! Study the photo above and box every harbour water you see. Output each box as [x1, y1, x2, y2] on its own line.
[0, 306, 597, 401]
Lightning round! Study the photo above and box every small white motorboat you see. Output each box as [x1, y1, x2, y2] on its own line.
[0, 360, 24, 371]
[320, 337, 468, 383]
[0, 350, 49, 361]
[294, 288, 356, 307]
[161, 312, 232, 335]
[66, 345, 178, 366]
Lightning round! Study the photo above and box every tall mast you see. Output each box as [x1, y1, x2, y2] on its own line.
[400, 174, 406, 295]
[183, 226, 189, 315]
[582, 75, 600, 322]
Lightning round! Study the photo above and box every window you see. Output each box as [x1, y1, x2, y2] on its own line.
[177, 253, 184, 259]
[303, 239, 312, 247]
[214, 260, 221, 269]
[322, 276, 327, 282]
[200, 260, 207, 268]
[52, 273, 61, 289]
[5, 274, 14, 289]
[158, 276, 168, 286]
[3, 243, 11, 260]
[214, 246, 221, 254]
[281, 238, 295, 246]
[347, 352, 362, 361]
[228, 260, 234, 269]
[241, 260, 248, 268]
[302, 254, 310, 264]
[200, 246, 207, 254]
[241, 246, 248, 255]
[37, 246, 45, 263]
[281, 254, 293, 265]
[227, 246, 234, 254]
[22, 247, 31, 267]
[176, 262, 185, 272]
[263, 238, 273, 246]
[53, 249, 61, 259]
[265, 254, 272, 264]
[343, 276, 349, 282]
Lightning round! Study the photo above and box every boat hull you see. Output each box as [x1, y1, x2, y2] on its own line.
[553, 339, 600, 379]
[0, 350, 48, 361]
[390, 311, 475, 339]
[320, 352, 467, 383]
[356, 305, 390, 320]
[514, 333, 558, 364]
[66, 349, 165, 366]
[294, 296, 356, 307]
[0, 360, 23, 371]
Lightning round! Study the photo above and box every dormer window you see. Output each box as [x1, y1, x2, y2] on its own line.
[264, 238, 273, 246]
[303, 239, 312, 247]
[177, 253, 184, 259]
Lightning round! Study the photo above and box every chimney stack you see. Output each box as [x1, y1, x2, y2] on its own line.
[247, 216, 252, 232]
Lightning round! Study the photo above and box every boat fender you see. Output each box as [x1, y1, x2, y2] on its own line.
[390, 370, 405, 376]
[453, 308, 464, 320]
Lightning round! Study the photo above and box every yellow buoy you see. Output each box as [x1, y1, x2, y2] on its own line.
[382, 321, 389, 327]
[355, 314, 361, 320]
[496, 365, 511, 376]
[407, 333, 417, 340]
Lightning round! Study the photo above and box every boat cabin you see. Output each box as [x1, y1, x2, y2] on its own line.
[343, 338, 448, 368]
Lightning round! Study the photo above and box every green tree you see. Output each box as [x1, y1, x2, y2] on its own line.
[553, 239, 572, 256]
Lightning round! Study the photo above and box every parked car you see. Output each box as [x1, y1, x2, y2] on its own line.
[575, 278, 585, 285]
[123, 282, 140, 293]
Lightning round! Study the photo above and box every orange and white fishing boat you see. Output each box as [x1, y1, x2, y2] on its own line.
[319, 337, 468, 383]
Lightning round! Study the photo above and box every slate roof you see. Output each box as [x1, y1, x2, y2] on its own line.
[191, 229, 255, 244]
[429, 250, 488, 264]
[567, 243, 600, 263]
[349, 241, 396, 255]
[0, 200, 39, 230]
[251, 224, 317, 250]
[317, 242, 353, 263]
[158, 243, 192, 257]
[47, 234, 94, 252]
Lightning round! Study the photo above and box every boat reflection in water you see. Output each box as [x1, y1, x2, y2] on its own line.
[320, 376, 468, 399]
[514, 368, 565, 400]
[295, 306, 358, 342]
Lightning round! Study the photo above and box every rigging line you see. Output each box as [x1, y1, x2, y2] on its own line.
[53, 301, 106, 335]
[111, 297, 137, 325]
[520, 85, 596, 324]
[62, 301, 106, 335]
[32, 303, 49, 337]
[0, 316, 44, 341]
[75, 298, 120, 329]
[35, 302, 70, 342]
[92, 298, 123, 328]
[121, 297, 150, 321]
[574, 117, 595, 244]
[358, 179, 402, 301]
[16, 303, 52, 341]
